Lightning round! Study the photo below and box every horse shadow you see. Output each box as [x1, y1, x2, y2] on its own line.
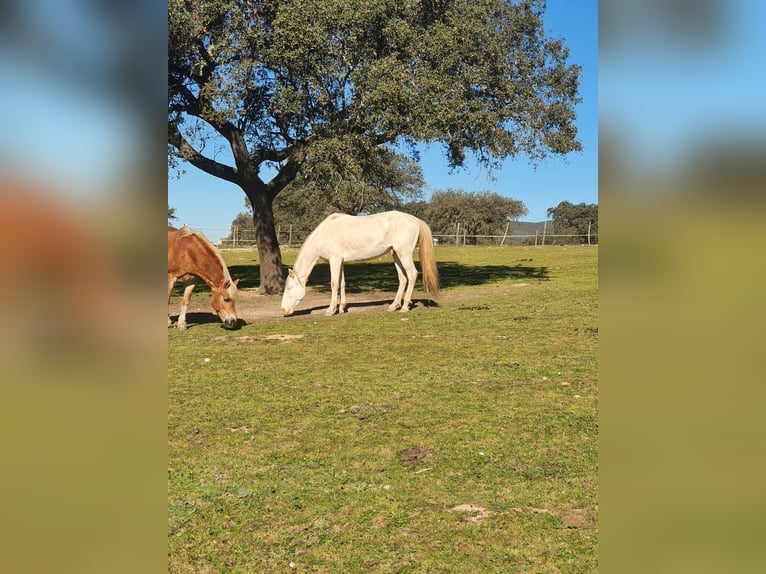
[289, 299, 389, 316]
[289, 298, 438, 316]
[169, 312, 246, 330]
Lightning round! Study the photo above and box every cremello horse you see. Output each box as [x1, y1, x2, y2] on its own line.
[168, 225, 239, 330]
[281, 211, 439, 316]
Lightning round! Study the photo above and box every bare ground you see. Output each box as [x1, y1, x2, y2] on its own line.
[169, 286, 439, 328]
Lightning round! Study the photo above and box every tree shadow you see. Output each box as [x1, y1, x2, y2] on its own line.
[226, 265, 263, 290]
[228, 260, 548, 293]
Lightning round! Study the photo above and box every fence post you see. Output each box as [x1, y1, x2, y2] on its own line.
[542, 221, 547, 246]
[455, 222, 460, 246]
[587, 221, 592, 246]
[500, 221, 510, 246]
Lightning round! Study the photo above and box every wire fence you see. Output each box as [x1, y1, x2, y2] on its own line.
[197, 223, 598, 249]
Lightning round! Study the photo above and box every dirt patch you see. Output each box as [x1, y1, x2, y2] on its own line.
[397, 445, 433, 466]
[213, 334, 305, 343]
[449, 504, 491, 523]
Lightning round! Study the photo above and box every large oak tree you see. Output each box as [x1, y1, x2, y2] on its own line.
[169, 0, 582, 293]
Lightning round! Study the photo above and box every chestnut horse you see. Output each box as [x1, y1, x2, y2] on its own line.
[281, 211, 439, 316]
[168, 226, 239, 330]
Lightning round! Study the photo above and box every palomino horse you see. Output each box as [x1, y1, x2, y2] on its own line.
[281, 211, 439, 316]
[168, 226, 239, 330]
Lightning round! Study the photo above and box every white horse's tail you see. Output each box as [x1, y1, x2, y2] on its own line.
[417, 219, 440, 301]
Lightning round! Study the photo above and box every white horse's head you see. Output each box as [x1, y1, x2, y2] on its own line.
[281, 269, 305, 316]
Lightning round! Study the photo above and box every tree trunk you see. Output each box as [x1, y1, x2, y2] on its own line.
[245, 186, 285, 294]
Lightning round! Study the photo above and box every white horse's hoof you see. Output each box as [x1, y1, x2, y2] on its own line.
[399, 306, 410, 313]
[177, 323, 187, 331]
[325, 309, 336, 316]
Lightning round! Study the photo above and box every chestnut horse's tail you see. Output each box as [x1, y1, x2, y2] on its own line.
[417, 219, 440, 301]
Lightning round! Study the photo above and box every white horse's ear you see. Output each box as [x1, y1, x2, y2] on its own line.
[233, 278, 240, 286]
[288, 269, 296, 278]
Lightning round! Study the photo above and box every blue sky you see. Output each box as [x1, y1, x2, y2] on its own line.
[168, 0, 598, 238]
[599, 0, 766, 178]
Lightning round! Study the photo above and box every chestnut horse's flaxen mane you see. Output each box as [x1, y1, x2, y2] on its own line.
[177, 225, 233, 284]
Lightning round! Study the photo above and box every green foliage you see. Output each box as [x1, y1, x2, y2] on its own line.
[547, 201, 598, 244]
[170, 0, 581, 173]
[169, 246, 598, 573]
[168, 206, 177, 222]
[275, 148, 425, 236]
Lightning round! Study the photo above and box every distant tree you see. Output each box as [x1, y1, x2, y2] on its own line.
[229, 152, 425, 243]
[228, 210, 257, 244]
[546, 201, 598, 244]
[425, 189, 527, 244]
[169, 0, 583, 292]
[168, 206, 177, 222]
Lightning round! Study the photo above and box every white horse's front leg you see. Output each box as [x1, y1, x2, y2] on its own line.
[326, 259, 342, 315]
[177, 283, 195, 329]
[388, 253, 407, 311]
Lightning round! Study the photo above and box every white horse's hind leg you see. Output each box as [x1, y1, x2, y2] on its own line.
[399, 253, 418, 312]
[388, 252, 408, 311]
[327, 258, 343, 315]
[177, 283, 195, 330]
[339, 264, 347, 313]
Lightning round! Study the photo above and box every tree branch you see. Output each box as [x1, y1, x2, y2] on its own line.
[168, 122, 239, 185]
[266, 150, 305, 200]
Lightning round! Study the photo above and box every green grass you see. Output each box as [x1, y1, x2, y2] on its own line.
[169, 246, 597, 573]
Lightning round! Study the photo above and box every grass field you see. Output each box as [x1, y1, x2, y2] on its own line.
[168, 245, 598, 573]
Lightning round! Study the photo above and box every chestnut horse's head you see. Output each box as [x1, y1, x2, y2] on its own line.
[211, 278, 239, 329]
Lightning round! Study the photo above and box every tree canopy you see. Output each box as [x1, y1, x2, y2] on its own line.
[422, 189, 527, 244]
[169, 0, 582, 292]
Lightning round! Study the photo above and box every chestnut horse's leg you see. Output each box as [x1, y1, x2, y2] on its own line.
[177, 283, 195, 330]
[168, 275, 176, 327]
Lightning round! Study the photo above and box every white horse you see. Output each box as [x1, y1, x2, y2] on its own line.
[281, 211, 440, 316]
